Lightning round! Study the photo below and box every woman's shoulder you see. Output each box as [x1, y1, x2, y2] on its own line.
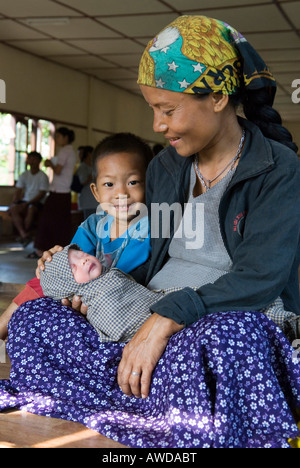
[242, 117, 299, 169]
[267, 138, 300, 170]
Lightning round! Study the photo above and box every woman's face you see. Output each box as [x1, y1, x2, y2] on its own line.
[140, 85, 225, 158]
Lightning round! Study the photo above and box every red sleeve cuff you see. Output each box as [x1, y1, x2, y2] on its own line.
[13, 277, 44, 306]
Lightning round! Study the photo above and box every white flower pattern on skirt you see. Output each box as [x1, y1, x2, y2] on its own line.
[0, 297, 299, 448]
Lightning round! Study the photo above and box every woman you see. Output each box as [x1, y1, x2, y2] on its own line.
[118, 15, 300, 400]
[0, 16, 299, 448]
[29, 126, 76, 258]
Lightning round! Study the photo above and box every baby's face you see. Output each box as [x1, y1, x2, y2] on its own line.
[68, 249, 102, 283]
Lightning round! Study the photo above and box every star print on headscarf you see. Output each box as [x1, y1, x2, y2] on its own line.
[168, 61, 179, 72]
[179, 79, 191, 89]
[155, 78, 166, 88]
[148, 30, 207, 92]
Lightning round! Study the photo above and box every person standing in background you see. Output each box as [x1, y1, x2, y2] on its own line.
[76, 146, 99, 219]
[27, 127, 76, 258]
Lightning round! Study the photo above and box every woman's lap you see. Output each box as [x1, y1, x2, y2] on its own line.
[0, 297, 299, 448]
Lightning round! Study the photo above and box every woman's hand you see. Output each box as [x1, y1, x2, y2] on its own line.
[35, 245, 63, 278]
[117, 313, 183, 399]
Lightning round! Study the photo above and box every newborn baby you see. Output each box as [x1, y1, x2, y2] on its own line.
[40, 244, 163, 342]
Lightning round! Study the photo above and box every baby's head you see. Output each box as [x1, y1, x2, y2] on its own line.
[90, 133, 153, 225]
[68, 247, 102, 283]
[40, 244, 103, 299]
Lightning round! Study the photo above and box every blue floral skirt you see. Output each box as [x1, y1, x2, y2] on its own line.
[0, 297, 299, 448]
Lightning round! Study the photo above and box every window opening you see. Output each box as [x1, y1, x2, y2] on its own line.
[0, 113, 55, 186]
[0, 113, 16, 185]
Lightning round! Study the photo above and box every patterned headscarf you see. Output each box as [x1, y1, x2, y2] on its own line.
[138, 15, 276, 101]
[40, 244, 159, 343]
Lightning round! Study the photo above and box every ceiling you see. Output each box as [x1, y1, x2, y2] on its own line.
[0, 0, 299, 121]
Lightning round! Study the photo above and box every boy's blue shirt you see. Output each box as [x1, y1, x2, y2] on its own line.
[71, 211, 151, 274]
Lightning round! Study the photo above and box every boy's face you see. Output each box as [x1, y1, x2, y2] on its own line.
[68, 249, 102, 283]
[90, 152, 146, 225]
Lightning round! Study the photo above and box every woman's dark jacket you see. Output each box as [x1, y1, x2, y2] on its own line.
[133, 118, 300, 326]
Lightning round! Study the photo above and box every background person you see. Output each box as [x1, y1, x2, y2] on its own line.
[28, 127, 76, 258]
[75, 145, 99, 219]
[9, 151, 49, 246]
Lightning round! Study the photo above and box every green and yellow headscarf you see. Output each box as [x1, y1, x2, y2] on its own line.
[138, 16, 276, 101]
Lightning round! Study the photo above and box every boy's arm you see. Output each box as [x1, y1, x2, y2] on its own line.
[13, 277, 45, 306]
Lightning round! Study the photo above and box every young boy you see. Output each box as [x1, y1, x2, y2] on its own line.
[71, 132, 152, 273]
[40, 244, 163, 343]
[0, 133, 153, 340]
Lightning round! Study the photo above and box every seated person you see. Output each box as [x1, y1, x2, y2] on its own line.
[9, 151, 49, 246]
[40, 244, 163, 343]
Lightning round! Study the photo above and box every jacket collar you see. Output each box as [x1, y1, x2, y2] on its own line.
[232, 117, 275, 184]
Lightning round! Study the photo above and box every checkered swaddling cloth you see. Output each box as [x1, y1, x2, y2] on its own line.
[40, 244, 164, 343]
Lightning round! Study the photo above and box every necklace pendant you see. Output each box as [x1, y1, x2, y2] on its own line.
[194, 128, 245, 191]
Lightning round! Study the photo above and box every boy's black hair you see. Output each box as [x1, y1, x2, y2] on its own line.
[92, 132, 153, 181]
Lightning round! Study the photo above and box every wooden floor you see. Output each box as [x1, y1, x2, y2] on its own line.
[0, 284, 125, 449]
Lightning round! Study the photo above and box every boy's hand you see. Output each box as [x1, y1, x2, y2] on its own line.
[61, 296, 88, 316]
[35, 245, 63, 278]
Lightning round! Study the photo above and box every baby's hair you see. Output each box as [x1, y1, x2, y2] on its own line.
[92, 132, 153, 181]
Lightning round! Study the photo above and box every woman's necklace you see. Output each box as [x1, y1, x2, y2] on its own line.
[194, 129, 245, 191]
